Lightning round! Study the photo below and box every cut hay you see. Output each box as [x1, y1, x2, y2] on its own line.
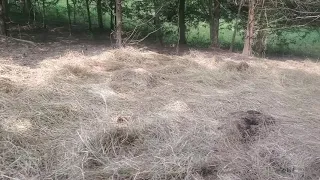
[0, 77, 20, 93]
[221, 61, 250, 72]
[0, 47, 320, 179]
[110, 68, 159, 93]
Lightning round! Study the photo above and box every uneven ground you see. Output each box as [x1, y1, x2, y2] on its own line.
[0, 37, 320, 180]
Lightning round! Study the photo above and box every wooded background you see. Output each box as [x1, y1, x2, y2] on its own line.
[0, 0, 319, 58]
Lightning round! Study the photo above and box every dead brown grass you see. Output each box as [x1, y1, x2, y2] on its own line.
[0, 47, 320, 179]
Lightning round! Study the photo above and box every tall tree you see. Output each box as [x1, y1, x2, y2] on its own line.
[26, 0, 32, 16]
[97, 0, 103, 29]
[115, 0, 122, 47]
[21, 0, 26, 14]
[85, 0, 92, 31]
[209, 0, 220, 47]
[71, 0, 77, 23]
[242, 0, 255, 56]
[230, 0, 244, 52]
[109, 0, 115, 30]
[0, 0, 7, 35]
[178, 0, 186, 44]
[67, 0, 72, 34]
[253, 1, 267, 57]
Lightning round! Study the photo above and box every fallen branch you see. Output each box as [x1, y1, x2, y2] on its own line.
[0, 35, 38, 47]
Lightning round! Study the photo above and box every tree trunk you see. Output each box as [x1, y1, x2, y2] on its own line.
[85, 0, 92, 31]
[253, 5, 268, 57]
[72, 0, 76, 24]
[21, 0, 26, 14]
[33, 0, 36, 24]
[3, 0, 7, 19]
[209, 0, 214, 44]
[115, 0, 122, 47]
[114, 0, 116, 30]
[230, 0, 243, 52]
[42, 0, 46, 29]
[242, 0, 255, 56]
[254, 29, 267, 57]
[153, 0, 163, 45]
[67, 0, 72, 34]
[97, 0, 103, 29]
[0, 0, 7, 35]
[26, 0, 32, 18]
[109, 0, 114, 30]
[210, 0, 220, 47]
[178, 0, 186, 45]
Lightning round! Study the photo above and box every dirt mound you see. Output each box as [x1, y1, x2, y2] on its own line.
[231, 110, 276, 142]
[110, 68, 159, 93]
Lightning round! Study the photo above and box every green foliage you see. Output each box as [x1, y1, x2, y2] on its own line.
[267, 28, 320, 58]
[4, 0, 320, 58]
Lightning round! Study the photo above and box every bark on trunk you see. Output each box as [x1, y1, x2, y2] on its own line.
[178, 0, 186, 45]
[97, 0, 103, 29]
[254, 29, 267, 57]
[253, 7, 268, 57]
[211, 0, 220, 47]
[209, 0, 214, 44]
[0, 0, 7, 35]
[110, 0, 114, 30]
[26, 0, 32, 17]
[115, 0, 122, 47]
[85, 0, 92, 31]
[242, 0, 255, 56]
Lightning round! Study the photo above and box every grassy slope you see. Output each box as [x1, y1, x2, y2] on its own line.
[0, 43, 320, 179]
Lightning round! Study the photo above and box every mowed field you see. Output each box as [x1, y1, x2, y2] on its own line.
[0, 39, 320, 179]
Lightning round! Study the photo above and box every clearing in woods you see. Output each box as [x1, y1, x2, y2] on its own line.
[0, 37, 320, 180]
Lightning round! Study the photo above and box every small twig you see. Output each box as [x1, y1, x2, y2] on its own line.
[123, 2, 168, 45]
[128, 27, 161, 45]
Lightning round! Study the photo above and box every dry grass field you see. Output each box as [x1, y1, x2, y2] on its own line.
[0, 39, 320, 179]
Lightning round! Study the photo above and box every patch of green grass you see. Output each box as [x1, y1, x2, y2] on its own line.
[267, 28, 320, 58]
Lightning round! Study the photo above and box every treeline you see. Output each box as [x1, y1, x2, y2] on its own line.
[0, 0, 319, 56]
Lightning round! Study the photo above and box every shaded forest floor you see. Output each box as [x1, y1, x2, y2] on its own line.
[0, 32, 320, 179]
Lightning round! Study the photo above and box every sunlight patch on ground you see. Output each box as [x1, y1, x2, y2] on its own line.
[2, 118, 32, 133]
